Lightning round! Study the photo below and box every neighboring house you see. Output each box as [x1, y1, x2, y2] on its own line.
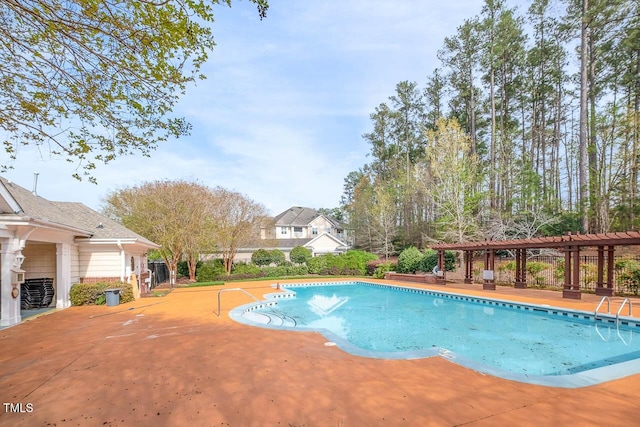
[0, 177, 159, 327]
[233, 206, 350, 263]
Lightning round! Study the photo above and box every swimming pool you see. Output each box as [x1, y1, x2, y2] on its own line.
[229, 281, 640, 387]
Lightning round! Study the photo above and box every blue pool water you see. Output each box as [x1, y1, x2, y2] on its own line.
[230, 281, 640, 387]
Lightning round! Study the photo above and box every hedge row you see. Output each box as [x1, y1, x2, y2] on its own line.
[307, 251, 378, 275]
[260, 265, 309, 277]
[69, 282, 134, 306]
[251, 249, 286, 266]
[193, 250, 378, 282]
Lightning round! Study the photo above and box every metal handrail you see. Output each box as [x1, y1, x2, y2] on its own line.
[216, 288, 259, 317]
[616, 324, 632, 345]
[594, 296, 610, 319]
[594, 323, 610, 342]
[616, 298, 633, 321]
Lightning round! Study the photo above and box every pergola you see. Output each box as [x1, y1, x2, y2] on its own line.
[431, 231, 640, 299]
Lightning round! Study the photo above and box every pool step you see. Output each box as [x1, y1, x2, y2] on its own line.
[268, 312, 297, 327]
[243, 310, 296, 327]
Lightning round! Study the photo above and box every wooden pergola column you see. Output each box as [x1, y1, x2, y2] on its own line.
[562, 244, 582, 300]
[436, 250, 446, 285]
[595, 245, 615, 296]
[514, 248, 527, 288]
[483, 248, 496, 290]
[463, 250, 473, 284]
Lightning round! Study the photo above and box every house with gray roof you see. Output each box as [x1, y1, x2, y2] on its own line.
[0, 177, 159, 327]
[231, 206, 350, 262]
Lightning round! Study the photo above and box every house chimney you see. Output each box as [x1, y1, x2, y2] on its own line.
[32, 172, 40, 196]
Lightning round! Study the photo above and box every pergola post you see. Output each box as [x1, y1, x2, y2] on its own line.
[464, 250, 473, 284]
[483, 249, 496, 290]
[595, 246, 614, 296]
[607, 246, 615, 293]
[436, 250, 446, 285]
[514, 248, 527, 288]
[563, 244, 582, 299]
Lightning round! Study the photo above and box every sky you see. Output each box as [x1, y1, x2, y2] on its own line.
[3, 0, 526, 216]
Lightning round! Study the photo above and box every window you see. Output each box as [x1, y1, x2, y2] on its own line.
[280, 227, 287, 234]
[312, 227, 318, 235]
[293, 227, 303, 233]
[325, 227, 331, 233]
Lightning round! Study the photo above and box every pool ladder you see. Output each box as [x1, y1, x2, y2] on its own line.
[216, 288, 259, 317]
[594, 296, 633, 322]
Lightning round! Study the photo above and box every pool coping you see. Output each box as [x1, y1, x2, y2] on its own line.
[229, 280, 640, 388]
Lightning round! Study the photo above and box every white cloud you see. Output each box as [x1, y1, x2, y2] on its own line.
[4, 0, 498, 217]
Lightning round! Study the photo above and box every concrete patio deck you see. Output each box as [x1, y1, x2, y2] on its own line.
[1, 278, 639, 426]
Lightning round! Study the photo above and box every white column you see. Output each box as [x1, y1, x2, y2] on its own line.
[1, 237, 22, 327]
[56, 243, 72, 309]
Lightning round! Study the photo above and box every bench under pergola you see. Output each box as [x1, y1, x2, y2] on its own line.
[431, 231, 640, 299]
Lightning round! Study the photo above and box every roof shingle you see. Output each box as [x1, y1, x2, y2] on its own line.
[0, 177, 157, 247]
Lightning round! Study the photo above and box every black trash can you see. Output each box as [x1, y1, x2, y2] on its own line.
[105, 289, 121, 306]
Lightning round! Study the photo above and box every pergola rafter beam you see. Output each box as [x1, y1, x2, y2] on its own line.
[431, 232, 640, 299]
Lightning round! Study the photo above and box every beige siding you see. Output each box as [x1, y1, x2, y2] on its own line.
[79, 248, 121, 278]
[310, 217, 333, 234]
[276, 225, 291, 239]
[233, 250, 253, 263]
[309, 234, 341, 254]
[23, 243, 56, 280]
[70, 244, 80, 284]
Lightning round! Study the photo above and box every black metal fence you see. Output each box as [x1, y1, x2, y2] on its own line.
[468, 255, 640, 295]
[148, 261, 169, 289]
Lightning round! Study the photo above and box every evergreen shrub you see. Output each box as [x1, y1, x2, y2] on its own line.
[196, 259, 225, 282]
[397, 246, 423, 273]
[260, 265, 309, 277]
[290, 246, 312, 264]
[420, 249, 457, 272]
[307, 256, 328, 274]
[70, 282, 134, 306]
[373, 262, 396, 278]
[251, 249, 286, 266]
[231, 262, 261, 275]
[251, 249, 272, 266]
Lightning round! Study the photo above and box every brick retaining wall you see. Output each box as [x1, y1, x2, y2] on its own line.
[384, 272, 441, 284]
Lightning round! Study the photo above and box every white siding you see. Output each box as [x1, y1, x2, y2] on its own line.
[79, 247, 121, 278]
[308, 234, 342, 254]
[233, 250, 253, 263]
[23, 243, 56, 280]
[309, 217, 332, 229]
[70, 244, 80, 284]
[277, 226, 290, 239]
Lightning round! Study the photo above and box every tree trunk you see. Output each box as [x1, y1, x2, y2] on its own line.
[187, 254, 198, 281]
[578, 0, 589, 233]
[631, 48, 640, 227]
[588, 34, 599, 232]
[490, 67, 497, 210]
